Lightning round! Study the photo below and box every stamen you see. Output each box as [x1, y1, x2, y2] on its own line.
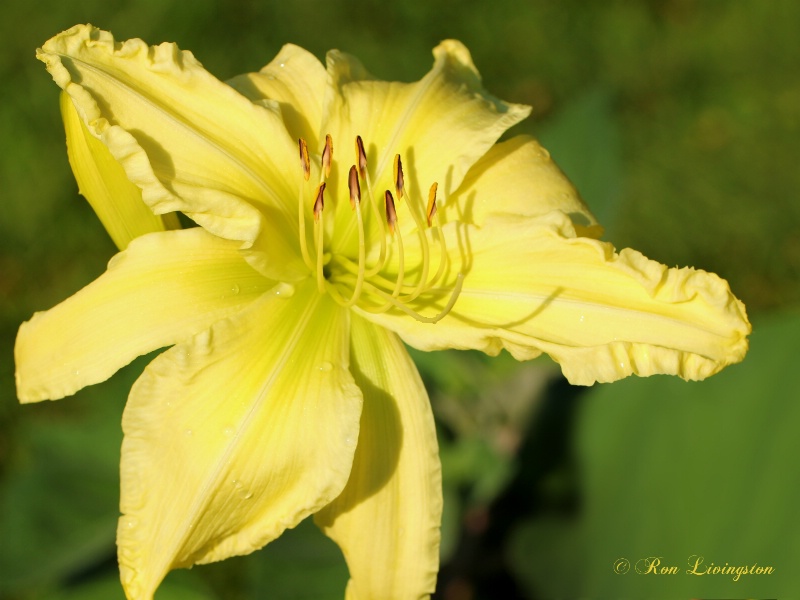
[313, 182, 326, 223]
[296, 132, 463, 324]
[393, 154, 405, 200]
[420, 180, 448, 290]
[426, 182, 438, 226]
[348, 164, 360, 210]
[385, 190, 398, 236]
[297, 138, 313, 270]
[384, 190, 405, 299]
[321, 134, 333, 179]
[328, 165, 367, 308]
[355, 135, 368, 179]
[298, 138, 310, 181]
[390, 153, 430, 303]
[358, 137, 388, 277]
[314, 182, 326, 293]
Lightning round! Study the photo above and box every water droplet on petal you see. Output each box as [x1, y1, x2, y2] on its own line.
[539, 146, 551, 161]
[273, 282, 295, 297]
[319, 361, 333, 372]
[231, 283, 240, 295]
[122, 516, 138, 529]
[184, 429, 193, 437]
[223, 427, 234, 437]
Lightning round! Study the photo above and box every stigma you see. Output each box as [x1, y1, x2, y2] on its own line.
[296, 133, 462, 323]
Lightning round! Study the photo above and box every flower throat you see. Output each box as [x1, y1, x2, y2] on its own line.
[297, 134, 463, 323]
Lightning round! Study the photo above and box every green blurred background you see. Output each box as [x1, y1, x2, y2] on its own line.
[2, 0, 798, 598]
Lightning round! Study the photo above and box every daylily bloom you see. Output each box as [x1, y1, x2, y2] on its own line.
[17, 24, 750, 600]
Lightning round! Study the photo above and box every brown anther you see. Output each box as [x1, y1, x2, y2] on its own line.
[298, 138, 310, 181]
[321, 134, 333, 178]
[393, 154, 405, 200]
[313, 182, 326, 223]
[426, 182, 438, 227]
[385, 190, 397, 235]
[348, 165, 361, 209]
[355, 135, 368, 179]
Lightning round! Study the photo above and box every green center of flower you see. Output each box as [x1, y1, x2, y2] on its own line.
[296, 134, 463, 322]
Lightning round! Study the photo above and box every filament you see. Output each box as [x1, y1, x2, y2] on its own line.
[358, 273, 465, 324]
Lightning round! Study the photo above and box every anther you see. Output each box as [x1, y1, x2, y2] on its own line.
[426, 182, 438, 227]
[298, 138, 310, 181]
[321, 134, 333, 178]
[348, 165, 360, 210]
[355, 135, 368, 179]
[385, 190, 398, 235]
[393, 154, 405, 200]
[313, 182, 326, 223]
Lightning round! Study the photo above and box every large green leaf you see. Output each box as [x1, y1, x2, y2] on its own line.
[537, 89, 623, 236]
[510, 311, 800, 598]
[0, 363, 132, 597]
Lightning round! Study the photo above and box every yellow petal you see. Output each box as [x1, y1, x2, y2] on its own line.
[118, 279, 362, 600]
[61, 92, 179, 250]
[15, 229, 269, 402]
[315, 316, 441, 600]
[228, 44, 327, 150]
[322, 40, 530, 250]
[38, 25, 306, 279]
[445, 134, 601, 237]
[362, 213, 750, 385]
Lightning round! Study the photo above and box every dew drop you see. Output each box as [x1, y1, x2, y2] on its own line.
[344, 436, 355, 447]
[539, 146, 551, 161]
[122, 516, 138, 529]
[184, 429, 194, 437]
[223, 426, 234, 437]
[230, 283, 240, 295]
[579, 314, 585, 324]
[273, 282, 295, 298]
[319, 361, 333, 372]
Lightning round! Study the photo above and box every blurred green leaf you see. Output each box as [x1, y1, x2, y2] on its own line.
[167, 517, 348, 600]
[0, 378, 127, 596]
[510, 311, 800, 598]
[537, 88, 623, 236]
[45, 571, 214, 600]
[243, 517, 347, 599]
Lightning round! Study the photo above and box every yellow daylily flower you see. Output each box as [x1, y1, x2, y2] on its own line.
[17, 24, 750, 600]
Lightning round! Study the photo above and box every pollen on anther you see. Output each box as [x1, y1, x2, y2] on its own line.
[313, 182, 326, 222]
[393, 154, 405, 200]
[298, 138, 310, 181]
[322, 134, 333, 178]
[385, 190, 398, 235]
[427, 182, 438, 226]
[348, 165, 360, 209]
[355, 135, 368, 179]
